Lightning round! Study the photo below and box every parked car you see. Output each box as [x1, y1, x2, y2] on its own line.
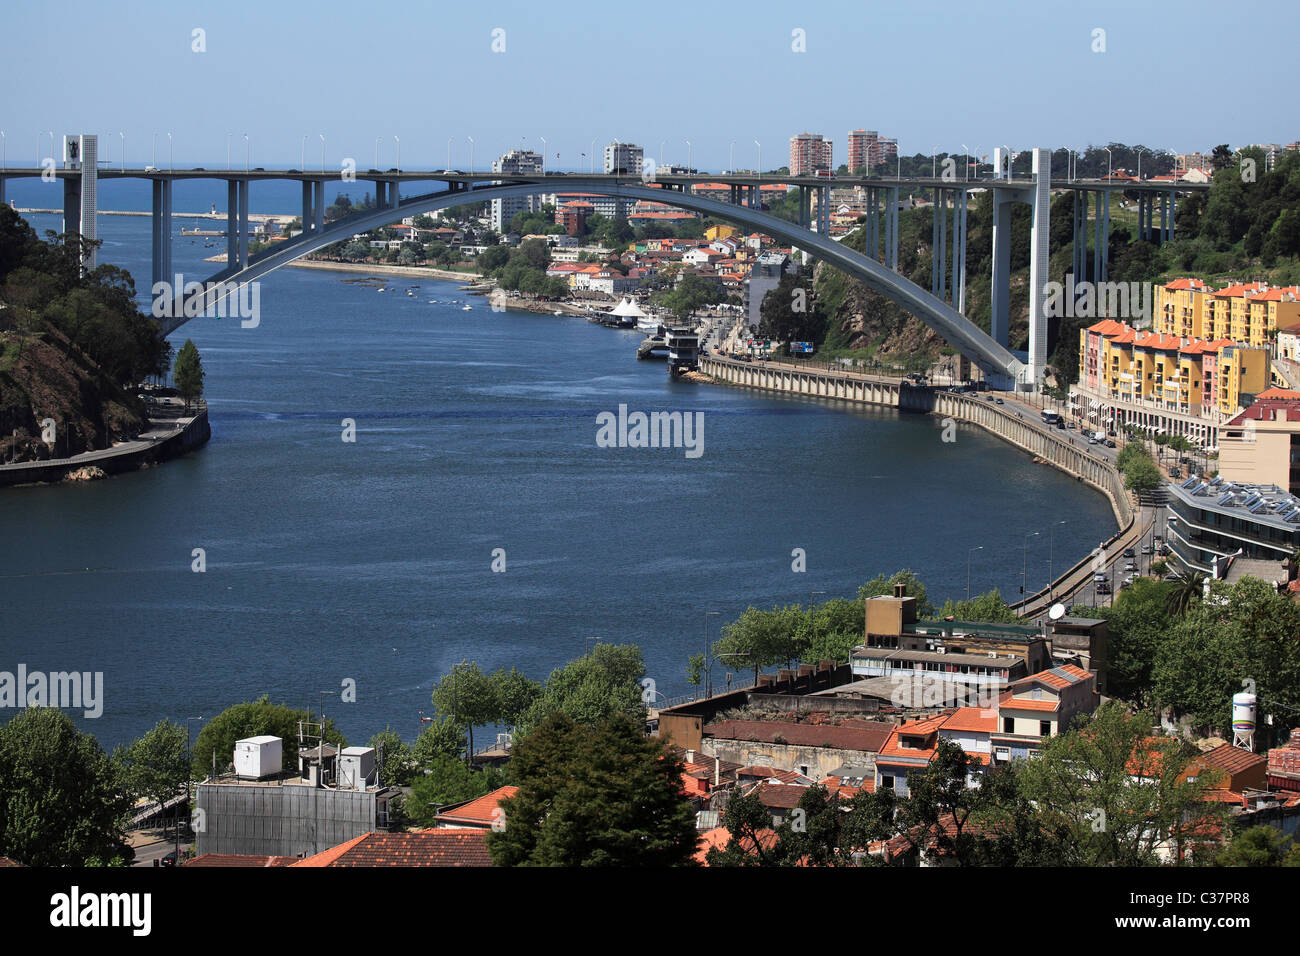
[1123, 547, 1136, 558]
[1087, 436, 1098, 444]
[1105, 439, 1116, 448]
[1096, 582, 1112, 595]
[1067, 422, 1077, 430]
[1123, 562, 1138, 572]
[1140, 544, 1152, 555]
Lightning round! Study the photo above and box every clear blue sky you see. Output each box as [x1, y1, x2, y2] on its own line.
[4, 0, 1295, 170]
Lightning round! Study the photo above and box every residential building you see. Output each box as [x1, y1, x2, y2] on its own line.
[555, 200, 591, 236]
[1175, 152, 1212, 175]
[1166, 475, 1300, 577]
[433, 786, 517, 829]
[744, 251, 794, 330]
[990, 664, 1098, 763]
[490, 149, 543, 232]
[698, 718, 895, 780]
[847, 129, 877, 174]
[1183, 743, 1268, 793]
[603, 141, 644, 176]
[1218, 388, 1300, 494]
[1268, 728, 1300, 792]
[789, 132, 832, 176]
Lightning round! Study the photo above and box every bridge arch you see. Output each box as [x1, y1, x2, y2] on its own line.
[168, 178, 1025, 381]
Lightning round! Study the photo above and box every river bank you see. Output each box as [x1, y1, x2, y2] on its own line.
[0, 399, 211, 489]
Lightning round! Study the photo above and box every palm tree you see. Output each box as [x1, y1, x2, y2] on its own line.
[1166, 572, 1206, 616]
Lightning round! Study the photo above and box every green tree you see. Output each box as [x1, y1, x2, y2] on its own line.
[405, 754, 496, 828]
[190, 696, 346, 779]
[368, 727, 416, 787]
[172, 338, 205, 410]
[1213, 826, 1300, 867]
[758, 274, 823, 344]
[115, 718, 189, 822]
[412, 716, 466, 766]
[0, 708, 133, 866]
[1124, 455, 1163, 494]
[859, 570, 934, 616]
[712, 605, 809, 682]
[431, 662, 501, 755]
[934, 588, 1019, 623]
[1015, 703, 1227, 865]
[488, 712, 698, 866]
[519, 643, 646, 733]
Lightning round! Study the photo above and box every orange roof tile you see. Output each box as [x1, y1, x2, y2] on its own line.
[1256, 387, 1300, 401]
[694, 825, 778, 865]
[433, 786, 518, 827]
[940, 708, 997, 734]
[293, 830, 492, 867]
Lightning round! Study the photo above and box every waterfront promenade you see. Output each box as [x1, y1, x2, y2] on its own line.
[0, 398, 210, 488]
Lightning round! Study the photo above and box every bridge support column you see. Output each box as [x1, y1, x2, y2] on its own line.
[302, 181, 314, 233]
[238, 176, 249, 269]
[888, 186, 899, 271]
[935, 188, 948, 303]
[151, 177, 173, 312]
[955, 188, 967, 315]
[1026, 147, 1051, 388]
[1099, 189, 1109, 283]
[62, 175, 81, 242]
[227, 180, 239, 263]
[313, 180, 325, 230]
[990, 192, 1013, 347]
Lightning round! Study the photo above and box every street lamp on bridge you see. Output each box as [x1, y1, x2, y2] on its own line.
[962, 144, 969, 181]
[685, 140, 692, 174]
[468, 136, 474, 175]
[243, 133, 249, 173]
[754, 140, 761, 176]
[966, 545, 984, 602]
[122, 132, 126, 173]
[373, 136, 380, 170]
[319, 133, 326, 174]
[590, 137, 596, 174]
[303, 135, 309, 172]
[446, 136, 453, 172]
[729, 140, 735, 172]
[167, 131, 173, 173]
[1104, 147, 1113, 182]
[394, 135, 400, 171]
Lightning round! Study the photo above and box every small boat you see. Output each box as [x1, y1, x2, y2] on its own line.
[462, 304, 472, 311]
[378, 287, 386, 293]
[407, 290, 415, 297]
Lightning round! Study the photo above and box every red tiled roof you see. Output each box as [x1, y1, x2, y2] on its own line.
[695, 825, 778, 864]
[433, 786, 518, 827]
[703, 719, 895, 753]
[1088, 319, 1127, 335]
[292, 830, 493, 867]
[940, 708, 997, 734]
[183, 853, 298, 867]
[1255, 387, 1300, 401]
[749, 782, 809, 810]
[1194, 743, 1267, 777]
[0, 857, 24, 867]
[1165, 278, 1208, 291]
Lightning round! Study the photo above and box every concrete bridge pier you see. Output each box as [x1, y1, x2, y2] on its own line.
[1026, 147, 1051, 387]
[313, 180, 325, 229]
[954, 187, 968, 314]
[227, 181, 239, 264]
[151, 177, 172, 305]
[302, 180, 314, 233]
[989, 190, 1014, 348]
[886, 185, 899, 271]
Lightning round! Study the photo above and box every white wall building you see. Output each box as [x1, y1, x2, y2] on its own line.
[491, 149, 544, 233]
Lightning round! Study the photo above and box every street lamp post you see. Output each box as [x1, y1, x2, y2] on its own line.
[467, 136, 474, 175]
[394, 135, 400, 171]
[590, 137, 597, 174]
[151, 132, 156, 167]
[966, 546, 984, 602]
[1136, 146, 1146, 182]
[319, 134, 325, 174]
[181, 716, 204, 863]
[243, 133, 249, 173]
[962, 144, 969, 182]
[1105, 147, 1113, 182]
[122, 132, 126, 173]
[754, 140, 761, 175]
[540, 137, 546, 169]
[374, 136, 380, 170]
[729, 140, 735, 172]
[167, 132, 173, 172]
[703, 610, 721, 698]
[685, 140, 692, 174]
[447, 136, 453, 171]
[932, 146, 938, 179]
[1022, 531, 1040, 598]
[1048, 520, 1068, 597]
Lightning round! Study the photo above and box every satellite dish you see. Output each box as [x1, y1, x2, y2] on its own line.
[1048, 603, 1067, 620]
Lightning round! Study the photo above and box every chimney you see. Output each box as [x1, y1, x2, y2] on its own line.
[686, 749, 695, 765]
[894, 582, 907, 598]
[714, 756, 720, 787]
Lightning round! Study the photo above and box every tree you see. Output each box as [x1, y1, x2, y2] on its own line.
[712, 605, 809, 682]
[116, 718, 189, 822]
[0, 708, 133, 866]
[190, 696, 346, 779]
[431, 662, 499, 756]
[703, 788, 782, 866]
[859, 569, 934, 616]
[1014, 703, 1227, 865]
[172, 338, 205, 410]
[1212, 826, 1300, 867]
[1088, 577, 1176, 703]
[934, 588, 1019, 623]
[758, 275, 822, 344]
[1124, 455, 1163, 494]
[487, 712, 698, 866]
[405, 754, 497, 828]
[1153, 578, 1300, 737]
[519, 643, 646, 733]
[368, 727, 416, 787]
[412, 716, 466, 766]
[891, 739, 992, 865]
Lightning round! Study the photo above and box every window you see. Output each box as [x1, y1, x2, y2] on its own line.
[1040, 721, 1051, 737]
[1002, 717, 1014, 734]
[881, 775, 894, 790]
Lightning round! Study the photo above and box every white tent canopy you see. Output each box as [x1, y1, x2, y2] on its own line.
[606, 297, 649, 319]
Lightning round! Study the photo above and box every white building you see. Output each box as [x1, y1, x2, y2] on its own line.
[491, 149, 544, 233]
[604, 141, 644, 176]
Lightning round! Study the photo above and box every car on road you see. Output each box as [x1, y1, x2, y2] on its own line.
[1096, 582, 1111, 595]
[1123, 562, 1138, 572]
[1123, 547, 1136, 558]
[1140, 544, 1152, 555]
[1159, 545, 1171, 556]
[1093, 572, 1107, 584]
[1122, 574, 1137, 587]
[1087, 436, 1098, 444]
[1105, 439, 1116, 447]
[161, 850, 179, 867]
[1067, 422, 1077, 430]
[994, 397, 1004, 404]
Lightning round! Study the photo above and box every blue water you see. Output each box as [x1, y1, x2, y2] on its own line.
[0, 213, 1116, 750]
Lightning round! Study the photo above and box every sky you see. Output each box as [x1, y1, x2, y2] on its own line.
[3, 0, 1297, 172]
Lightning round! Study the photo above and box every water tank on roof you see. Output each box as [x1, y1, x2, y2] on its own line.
[234, 736, 282, 779]
[1232, 692, 1257, 751]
